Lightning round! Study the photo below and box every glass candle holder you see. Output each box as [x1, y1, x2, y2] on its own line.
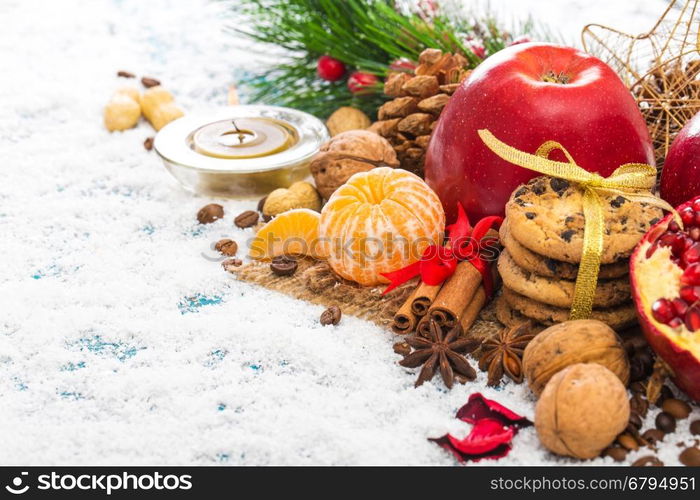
[154, 105, 329, 198]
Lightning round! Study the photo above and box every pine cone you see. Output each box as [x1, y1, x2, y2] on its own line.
[369, 48, 471, 177]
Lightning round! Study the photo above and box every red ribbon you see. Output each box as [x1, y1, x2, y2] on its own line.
[381, 204, 502, 296]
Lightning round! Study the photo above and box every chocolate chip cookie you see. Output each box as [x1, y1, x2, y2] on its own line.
[498, 250, 631, 308]
[506, 176, 663, 264]
[502, 287, 637, 331]
[499, 220, 629, 280]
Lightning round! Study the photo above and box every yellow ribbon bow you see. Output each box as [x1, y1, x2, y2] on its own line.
[478, 129, 677, 320]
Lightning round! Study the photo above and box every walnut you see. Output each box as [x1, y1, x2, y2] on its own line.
[326, 106, 371, 137]
[535, 363, 630, 459]
[417, 94, 450, 114]
[262, 181, 322, 217]
[309, 130, 399, 200]
[523, 320, 630, 397]
[367, 119, 400, 137]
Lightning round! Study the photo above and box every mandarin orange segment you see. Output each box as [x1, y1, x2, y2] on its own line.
[320, 167, 445, 286]
[249, 208, 326, 260]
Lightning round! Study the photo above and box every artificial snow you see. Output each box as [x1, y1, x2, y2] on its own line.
[0, 0, 697, 465]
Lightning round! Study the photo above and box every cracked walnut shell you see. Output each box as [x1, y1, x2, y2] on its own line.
[310, 130, 399, 200]
[523, 319, 630, 397]
[535, 363, 630, 459]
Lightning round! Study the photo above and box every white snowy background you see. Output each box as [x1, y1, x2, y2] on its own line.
[1, 0, 697, 465]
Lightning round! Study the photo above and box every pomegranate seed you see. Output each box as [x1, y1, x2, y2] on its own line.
[691, 227, 700, 241]
[669, 317, 683, 329]
[682, 263, 700, 286]
[651, 298, 675, 323]
[680, 285, 700, 304]
[694, 212, 700, 227]
[672, 234, 688, 257]
[658, 232, 677, 247]
[668, 220, 680, 232]
[681, 207, 695, 226]
[685, 304, 700, 331]
[683, 241, 700, 267]
[693, 199, 700, 212]
[672, 298, 689, 317]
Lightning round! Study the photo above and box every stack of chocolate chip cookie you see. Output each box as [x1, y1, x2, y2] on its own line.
[495, 176, 663, 332]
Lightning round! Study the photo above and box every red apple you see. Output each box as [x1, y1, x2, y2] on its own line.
[660, 110, 700, 208]
[425, 43, 655, 223]
[630, 196, 700, 401]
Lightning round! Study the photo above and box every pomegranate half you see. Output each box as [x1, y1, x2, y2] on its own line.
[630, 196, 700, 401]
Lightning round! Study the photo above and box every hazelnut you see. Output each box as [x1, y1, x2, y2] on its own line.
[326, 107, 371, 137]
[523, 319, 630, 397]
[262, 181, 321, 217]
[309, 130, 399, 200]
[535, 363, 630, 459]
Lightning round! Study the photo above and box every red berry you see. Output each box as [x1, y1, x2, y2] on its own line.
[682, 263, 700, 286]
[347, 72, 379, 94]
[682, 241, 700, 267]
[680, 285, 700, 304]
[317, 55, 346, 82]
[693, 199, 700, 212]
[671, 233, 688, 257]
[685, 304, 700, 331]
[680, 206, 695, 226]
[389, 58, 416, 73]
[651, 298, 675, 324]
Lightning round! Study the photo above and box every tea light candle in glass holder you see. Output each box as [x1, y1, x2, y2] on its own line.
[154, 106, 328, 198]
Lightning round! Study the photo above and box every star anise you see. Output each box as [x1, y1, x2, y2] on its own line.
[399, 319, 479, 389]
[478, 321, 536, 387]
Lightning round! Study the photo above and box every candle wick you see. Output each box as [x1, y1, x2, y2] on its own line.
[231, 120, 246, 144]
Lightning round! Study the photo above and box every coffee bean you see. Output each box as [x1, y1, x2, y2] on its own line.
[679, 447, 700, 466]
[630, 394, 649, 418]
[655, 411, 677, 433]
[632, 455, 664, 467]
[221, 258, 242, 272]
[234, 210, 259, 229]
[662, 398, 692, 419]
[215, 239, 238, 256]
[690, 419, 700, 436]
[143, 137, 154, 151]
[627, 413, 643, 433]
[602, 446, 627, 462]
[257, 196, 267, 213]
[320, 306, 342, 326]
[393, 342, 411, 357]
[642, 428, 665, 446]
[141, 76, 161, 88]
[197, 203, 224, 224]
[270, 255, 297, 276]
[617, 433, 639, 451]
[117, 70, 135, 78]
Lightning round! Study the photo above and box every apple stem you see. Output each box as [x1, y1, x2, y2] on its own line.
[542, 70, 570, 84]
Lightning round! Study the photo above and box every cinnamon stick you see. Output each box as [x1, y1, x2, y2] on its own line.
[458, 286, 486, 335]
[410, 282, 442, 317]
[391, 287, 419, 335]
[428, 261, 482, 328]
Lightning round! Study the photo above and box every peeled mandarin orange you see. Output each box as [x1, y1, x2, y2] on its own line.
[319, 167, 445, 286]
[249, 208, 326, 260]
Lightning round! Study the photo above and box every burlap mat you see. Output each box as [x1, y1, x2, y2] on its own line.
[232, 258, 503, 343]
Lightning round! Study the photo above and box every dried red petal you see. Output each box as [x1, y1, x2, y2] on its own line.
[455, 393, 531, 428]
[448, 419, 515, 455]
[429, 435, 511, 463]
